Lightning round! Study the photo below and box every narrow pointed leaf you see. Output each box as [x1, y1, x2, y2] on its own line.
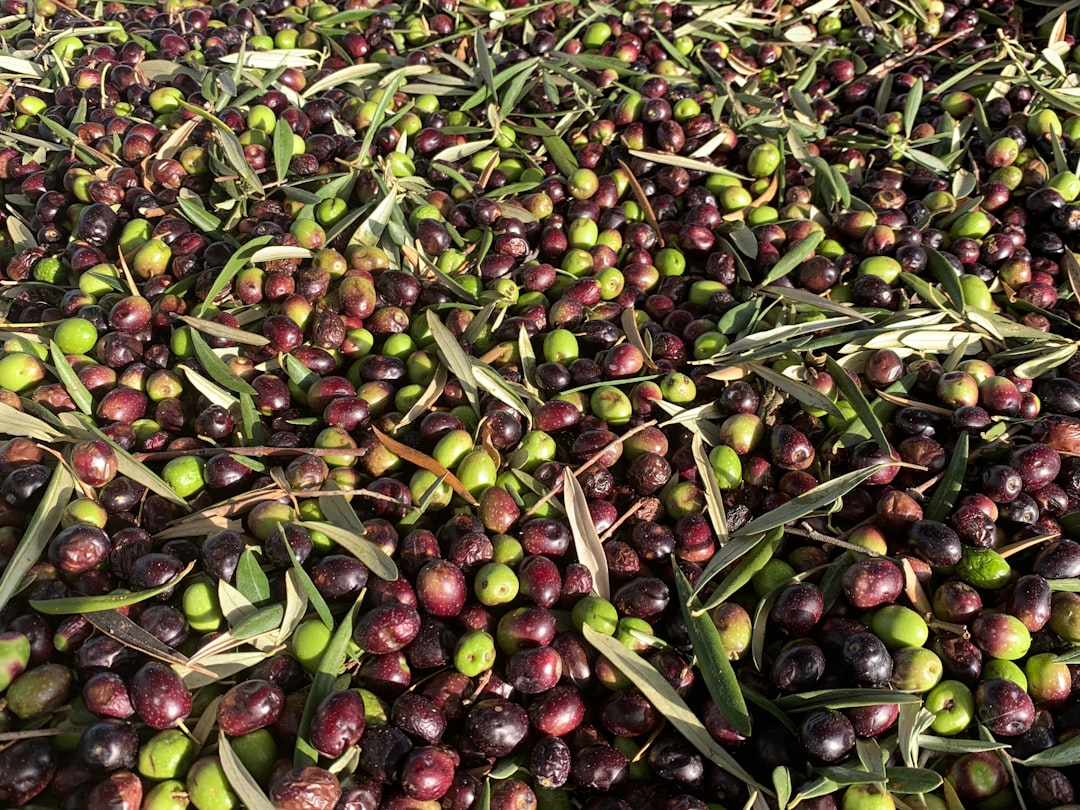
[775, 689, 923, 712]
[189, 330, 257, 396]
[583, 625, 770, 794]
[698, 529, 784, 612]
[196, 235, 274, 318]
[219, 730, 275, 810]
[373, 426, 478, 506]
[747, 361, 843, 418]
[756, 230, 824, 288]
[85, 609, 195, 670]
[674, 564, 750, 735]
[691, 434, 728, 546]
[564, 470, 609, 601]
[49, 341, 93, 415]
[926, 431, 969, 522]
[235, 549, 270, 605]
[0, 401, 63, 441]
[302, 521, 397, 581]
[32, 561, 195, 614]
[0, 465, 72, 612]
[732, 464, 892, 539]
[296, 593, 363, 767]
[825, 355, 891, 452]
[426, 310, 481, 416]
[273, 117, 294, 183]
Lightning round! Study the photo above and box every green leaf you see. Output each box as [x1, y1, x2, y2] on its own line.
[178, 316, 269, 347]
[563, 468, 610, 600]
[0, 401, 64, 441]
[239, 393, 267, 446]
[235, 549, 270, 604]
[747, 361, 844, 419]
[282, 521, 334, 631]
[84, 609, 193, 669]
[176, 193, 222, 233]
[775, 689, 923, 712]
[903, 77, 924, 139]
[825, 355, 891, 453]
[698, 529, 784, 612]
[32, 561, 195, 614]
[296, 593, 363, 768]
[180, 102, 265, 196]
[691, 433, 728, 546]
[773, 767, 792, 810]
[1020, 734, 1080, 767]
[731, 464, 893, 539]
[756, 230, 824, 288]
[49, 341, 93, 415]
[926, 431, 969, 522]
[891, 767, 944, 794]
[925, 247, 966, 311]
[231, 604, 285, 639]
[196, 235, 274, 318]
[582, 625, 770, 795]
[426, 310, 481, 416]
[302, 521, 398, 582]
[273, 117, 294, 184]
[917, 735, 1010, 754]
[0, 465, 72, 612]
[188, 329, 257, 396]
[219, 730, 275, 810]
[673, 563, 751, 736]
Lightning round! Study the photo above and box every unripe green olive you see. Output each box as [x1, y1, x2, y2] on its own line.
[456, 449, 498, 497]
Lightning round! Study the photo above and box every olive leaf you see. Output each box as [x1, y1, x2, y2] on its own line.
[1019, 734, 1080, 767]
[179, 363, 240, 410]
[318, 492, 366, 533]
[188, 329, 257, 396]
[773, 767, 792, 810]
[176, 193, 222, 234]
[296, 593, 364, 768]
[697, 529, 784, 613]
[373, 426, 478, 506]
[673, 564, 751, 736]
[302, 521, 398, 582]
[231, 604, 286, 640]
[396, 365, 448, 430]
[273, 116, 294, 184]
[32, 560, 196, 614]
[925, 247, 966, 311]
[235, 549, 270, 605]
[0, 401, 64, 441]
[280, 520, 333, 631]
[775, 689, 923, 712]
[84, 609, 200, 671]
[276, 568, 310, 647]
[563, 469, 610, 601]
[746, 361, 843, 419]
[0, 464, 72, 612]
[622, 309, 660, 371]
[471, 363, 538, 426]
[219, 730, 276, 810]
[48, 341, 93, 415]
[582, 625, 770, 795]
[757, 229, 824, 288]
[178, 315, 269, 346]
[825, 355, 891, 452]
[195, 235, 274, 318]
[918, 736, 1009, 754]
[426, 310, 481, 416]
[925, 431, 969, 522]
[691, 433, 729, 546]
[732, 464, 891, 540]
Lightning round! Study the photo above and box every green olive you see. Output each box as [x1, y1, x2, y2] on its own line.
[139, 728, 198, 780]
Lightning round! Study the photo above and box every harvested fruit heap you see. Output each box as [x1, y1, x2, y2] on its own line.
[11, 0, 1080, 808]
